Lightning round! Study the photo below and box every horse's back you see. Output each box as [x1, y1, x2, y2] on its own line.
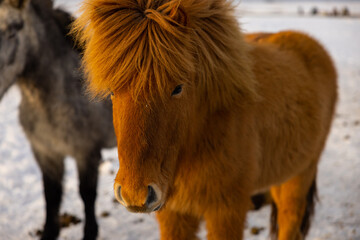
[247, 30, 337, 118]
[250, 31, 337, 120]
[246, 31, 337, 188]
[246, 31, 336, 86]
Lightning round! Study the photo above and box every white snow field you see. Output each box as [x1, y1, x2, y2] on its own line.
[0, 1, 359, 239]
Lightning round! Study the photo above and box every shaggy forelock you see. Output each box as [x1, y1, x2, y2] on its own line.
[73, 0, 258, 109]
[73, 0, 194, 101]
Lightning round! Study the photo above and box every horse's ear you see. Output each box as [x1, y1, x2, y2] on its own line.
[8, 0, 29, 8]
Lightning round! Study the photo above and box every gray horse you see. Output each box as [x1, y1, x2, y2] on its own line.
[0, 0, 116, 239]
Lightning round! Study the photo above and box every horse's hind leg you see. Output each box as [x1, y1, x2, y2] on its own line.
[75, 149, 101, 240]
[270, 164, 317, 240]
[32, 148, 64, 240]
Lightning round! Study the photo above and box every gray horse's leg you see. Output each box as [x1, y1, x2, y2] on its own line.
[32, 148, 64, 240]
[75, 149, 100, 240]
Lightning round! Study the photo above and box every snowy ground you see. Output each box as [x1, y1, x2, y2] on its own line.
[236, 1, 360, 17]
[0, 1, 359, 240]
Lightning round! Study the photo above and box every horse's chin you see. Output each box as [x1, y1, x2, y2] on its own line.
[0, 59, 23, 101]
[0, 89, 5, 101]
[125, 203, 164, 213]
[0, 77, 16, 102]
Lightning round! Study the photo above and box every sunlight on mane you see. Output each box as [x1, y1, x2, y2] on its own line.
[73, 0, 258, 108]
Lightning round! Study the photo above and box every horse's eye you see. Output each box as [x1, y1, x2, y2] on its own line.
[171, 85, 183, 96]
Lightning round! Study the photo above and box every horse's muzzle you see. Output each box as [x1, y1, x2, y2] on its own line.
[114, 182, 163, 213]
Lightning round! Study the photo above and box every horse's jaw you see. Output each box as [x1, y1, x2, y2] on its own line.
[0, 70, 18, 101]
[0, 36, 27, 101]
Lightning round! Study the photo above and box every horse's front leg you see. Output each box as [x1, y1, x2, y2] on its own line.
[32, 147, 64, 240]
[75, 149, 101, 240]
[156, 209, 201, 240]
[204, 197, 251, 240]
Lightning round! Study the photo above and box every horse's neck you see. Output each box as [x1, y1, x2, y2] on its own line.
[18, 38, 81, 104]
[18, 3, 82, 103]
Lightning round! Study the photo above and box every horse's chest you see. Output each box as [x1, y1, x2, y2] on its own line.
[19, 100, 88, 155]
[168, 160, 238, 215]
[168, 178, 207, 214]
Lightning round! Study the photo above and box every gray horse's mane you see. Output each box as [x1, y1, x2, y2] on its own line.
[31, 0, 81, 52]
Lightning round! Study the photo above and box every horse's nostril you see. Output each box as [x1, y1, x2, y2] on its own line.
[146, 185, 157, 206]
[115, 184, 123, 204]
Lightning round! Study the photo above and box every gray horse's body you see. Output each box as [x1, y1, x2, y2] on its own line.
[0, 0, 116, 239]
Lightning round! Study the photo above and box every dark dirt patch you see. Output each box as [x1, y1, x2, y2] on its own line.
[28, 229, 42, 238]
[29, 213, 81, 238]
[133, 218, 144, 224]
[250, 226, 265, 235]
[60, 212, 81, 228]
[101, 211, 110, 218]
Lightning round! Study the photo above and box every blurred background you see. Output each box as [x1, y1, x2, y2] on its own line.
[0, 0, 359, 239]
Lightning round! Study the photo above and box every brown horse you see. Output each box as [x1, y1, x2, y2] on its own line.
[73, 0, 337, 239]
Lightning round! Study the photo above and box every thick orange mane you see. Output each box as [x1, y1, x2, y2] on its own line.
[73, 0, 258, 109]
